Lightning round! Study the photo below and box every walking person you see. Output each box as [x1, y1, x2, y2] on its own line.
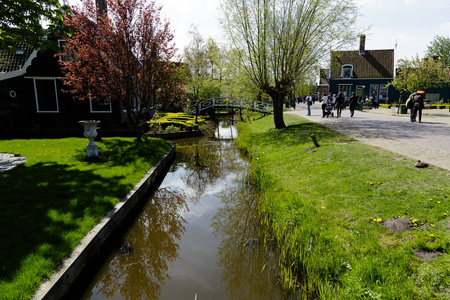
[306, 92, 313, 116]
[331, 93, 337, 110]
[335, 92, 345, 118]
[407, 91, 416, 122]
[321, 93, 329, 118]
[411, 90, 425, 122]
[348, 92, 357, 117]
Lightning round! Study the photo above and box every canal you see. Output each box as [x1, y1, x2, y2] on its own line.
[80, 118, 289, 299]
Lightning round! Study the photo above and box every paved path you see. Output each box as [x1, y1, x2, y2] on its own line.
[287, 103, 450, 170]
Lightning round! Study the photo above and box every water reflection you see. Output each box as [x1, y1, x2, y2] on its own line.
[174, 134, 247, 201]
[212, 174, 288, 300]
[82, 120, 287, 300]
[83, 188, 188, 299]
[215, 119, 236, 139]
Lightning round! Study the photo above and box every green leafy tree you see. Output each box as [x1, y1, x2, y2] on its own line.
[426, 35, 450, 66]
[206, 38, 226, 83]
[216, 47, 260, 100]
[294, 80, 315, 98]
[388, 55, 449, 94]
[220, 0, 359, 129]
[184, 25, 217, 100]
[0, 0, 67, 52]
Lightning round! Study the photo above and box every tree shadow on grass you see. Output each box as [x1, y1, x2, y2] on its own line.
[0, 162, 130, 287]
[77, 138, 172, 166]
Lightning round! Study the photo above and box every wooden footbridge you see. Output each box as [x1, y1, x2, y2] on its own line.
[188, 97, 272, 114]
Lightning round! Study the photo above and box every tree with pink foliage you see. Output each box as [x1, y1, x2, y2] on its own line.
[60, 0, 185, 141]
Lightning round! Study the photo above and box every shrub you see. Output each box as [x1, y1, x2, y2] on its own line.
[147, 112, 208, 131]
[165, 125, 180, 132]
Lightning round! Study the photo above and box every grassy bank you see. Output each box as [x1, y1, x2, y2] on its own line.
[237, 113, 450, 299]
[0, 137, 172, 299]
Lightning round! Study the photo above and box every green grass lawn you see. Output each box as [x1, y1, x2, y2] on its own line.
[0, 137, 172, 300]
[238, 113, 450, 299]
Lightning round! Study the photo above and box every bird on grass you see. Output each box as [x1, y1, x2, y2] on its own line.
[415, 160, 429, 168]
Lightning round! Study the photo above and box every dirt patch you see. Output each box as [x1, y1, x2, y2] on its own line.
[383, 218, 412, 233]
[413, 249, 441, 260]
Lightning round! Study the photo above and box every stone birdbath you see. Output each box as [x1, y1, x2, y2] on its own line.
[79, 120, 101, 158]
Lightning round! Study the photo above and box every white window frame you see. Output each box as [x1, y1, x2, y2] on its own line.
[341, 64, 353, 79]
[31, 77, 60, 113]
[57, 39, 73, 62]
[90, 98, 112, 113]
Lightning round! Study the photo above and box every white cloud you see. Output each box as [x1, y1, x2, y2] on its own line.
[439, 22, 450, 35]
[403, 0, 419, 6]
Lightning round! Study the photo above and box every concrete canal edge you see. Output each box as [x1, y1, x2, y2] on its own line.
[32, 144, 176, 300]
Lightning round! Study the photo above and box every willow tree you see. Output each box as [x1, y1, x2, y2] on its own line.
[221, 0, 359, 128]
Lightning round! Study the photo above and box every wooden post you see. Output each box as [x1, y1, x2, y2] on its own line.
[195, 101, 199, 124]
[311, 134, 320, 147]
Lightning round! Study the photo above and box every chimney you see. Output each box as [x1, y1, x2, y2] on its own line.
[359, 34, 366, 56]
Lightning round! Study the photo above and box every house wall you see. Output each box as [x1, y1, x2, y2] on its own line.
[329, 78, 401, 103]
[421, 87, 450, 102]
[0, 43, 124, 134]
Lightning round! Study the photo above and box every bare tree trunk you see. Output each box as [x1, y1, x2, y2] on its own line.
[269, 92, 286, 129]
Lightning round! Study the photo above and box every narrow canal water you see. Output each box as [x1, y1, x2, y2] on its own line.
[80, 118, 289, 299]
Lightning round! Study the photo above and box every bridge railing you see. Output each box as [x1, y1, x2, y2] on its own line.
[187, 97, 272, 114]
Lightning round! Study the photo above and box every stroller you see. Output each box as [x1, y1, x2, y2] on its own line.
[324, 103, 334, 117]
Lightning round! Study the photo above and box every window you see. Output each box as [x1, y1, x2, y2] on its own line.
[122, 97, 144, 113]
[341, 64, 353, 78]
[58, 40, 73, 62]
[33, 78, 59, 113]
[370, 84, 379, 100]
[90, 99, 112, 113]
[379, 84, 388, 101]
[338, 84, 352, 99]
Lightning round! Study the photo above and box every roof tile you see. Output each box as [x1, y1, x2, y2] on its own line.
[0, 43, 34, 73]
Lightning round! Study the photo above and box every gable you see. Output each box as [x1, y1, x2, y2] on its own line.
[0, 44, 37, 80]
[0, 44, 35, 73]
[331, 49, 394, 79]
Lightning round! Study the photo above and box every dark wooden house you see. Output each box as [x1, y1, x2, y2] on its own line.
[326, 35, 398, 102]
[0, 37, 127, 138]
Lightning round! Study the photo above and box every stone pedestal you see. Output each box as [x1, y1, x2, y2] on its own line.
[79, 120, 100, 157]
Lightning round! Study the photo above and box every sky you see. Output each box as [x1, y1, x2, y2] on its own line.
[66, 0, 450, 64]
[160, 0, 450, 64]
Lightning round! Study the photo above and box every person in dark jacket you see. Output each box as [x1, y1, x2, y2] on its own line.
[411, 90, 425, 122]
[335, 92, 345, 118]
[348, 92, 357, 117]
[306, 92, 313, 116]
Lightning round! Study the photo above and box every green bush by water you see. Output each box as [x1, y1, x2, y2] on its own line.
[147, 112, 208, 131]
[237, 113, 450, 299]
